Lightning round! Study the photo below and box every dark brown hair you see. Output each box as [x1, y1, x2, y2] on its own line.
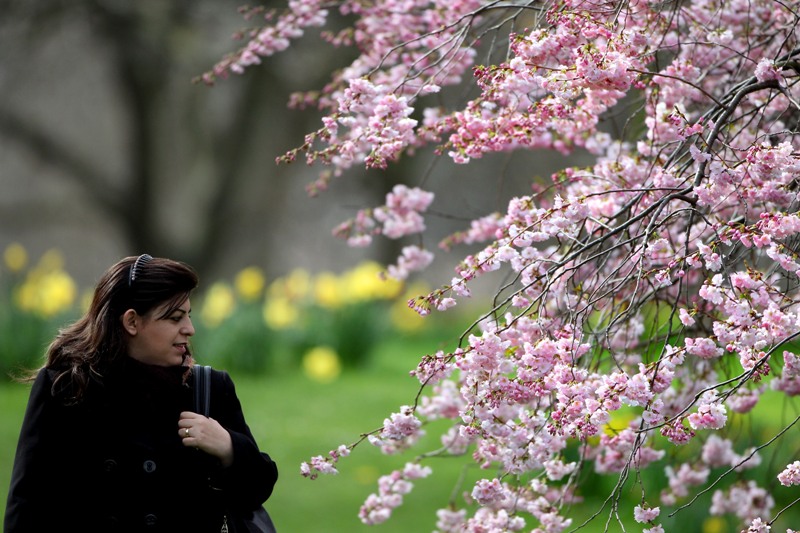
[39, 255, 199, 402]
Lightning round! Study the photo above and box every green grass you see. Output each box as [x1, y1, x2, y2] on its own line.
[236, 337, 470, 532]
[0, 334, 476, 532]
[0, 383, 26, 515]
[5, 334, 800, 532]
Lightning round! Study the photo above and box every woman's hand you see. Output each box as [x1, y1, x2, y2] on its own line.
[178, 412, 234, 467]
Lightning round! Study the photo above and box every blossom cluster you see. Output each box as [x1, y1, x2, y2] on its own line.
[358, 462, 432, 525]
[333, 184, 434, 254]
[202, 0, 329, 82]
[300, 444, 350, 480]
[367, 405, 424, 454]
[214, 0, 800, 530]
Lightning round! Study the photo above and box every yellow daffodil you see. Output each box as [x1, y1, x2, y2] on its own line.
[235, 266, 266, 301]
[302, 346, 342, 383]
[284, 268, 311, 299]
[314, 272, 343, 309]
[201, 282, 236, 328]
[15, 268, 77, 317]
[263, 296, 299, 329]
[38, 249, 65, 271]
[390, 282, 430, 331]
[38, 270, 77, 316]
[390, 296, 426, 332]
[3, 243, 28, 273]
[342, 261, 402, 302]
[268, 268, 311, 301]
[702, 516, 728, 533]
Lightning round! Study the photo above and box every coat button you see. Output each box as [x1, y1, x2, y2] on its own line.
[143, 460, 157, 473]
[144, 513, 158, 527]
[103, 459, 117, 473]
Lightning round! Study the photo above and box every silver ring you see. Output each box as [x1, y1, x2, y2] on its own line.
[184, 428, 190, 437]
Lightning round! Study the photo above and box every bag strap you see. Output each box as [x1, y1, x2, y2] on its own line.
[193, 366, 227, 532]
[194, 365, 212, 416]
[194, 364, 275, 533]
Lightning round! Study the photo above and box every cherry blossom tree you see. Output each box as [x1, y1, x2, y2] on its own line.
[208, 0, 800, 531]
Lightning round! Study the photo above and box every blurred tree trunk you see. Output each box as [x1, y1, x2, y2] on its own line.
[0, 0, 320, 278]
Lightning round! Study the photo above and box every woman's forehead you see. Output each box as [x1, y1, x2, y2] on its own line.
[149, 296, 191, 317]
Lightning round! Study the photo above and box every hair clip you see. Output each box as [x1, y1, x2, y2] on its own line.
[128, 254, 153, 288]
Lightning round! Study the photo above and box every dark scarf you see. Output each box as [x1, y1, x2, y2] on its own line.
[103, 356, 194, 411]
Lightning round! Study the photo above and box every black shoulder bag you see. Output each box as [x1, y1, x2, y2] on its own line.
[194, 365, 277, 533]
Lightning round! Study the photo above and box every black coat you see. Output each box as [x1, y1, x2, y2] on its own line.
[4, 359, 278, 533]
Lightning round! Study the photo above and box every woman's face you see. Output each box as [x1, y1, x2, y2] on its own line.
[123, 299, 195, 366]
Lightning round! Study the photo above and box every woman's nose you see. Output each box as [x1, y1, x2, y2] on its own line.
[182, 318, 196, 336]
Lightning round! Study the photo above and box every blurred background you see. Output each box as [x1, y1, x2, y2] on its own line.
[0, 1, 622, 532]
[1, 3, 793, 532]
[0, 0, 581, 287]
[0, 0, 383, 285]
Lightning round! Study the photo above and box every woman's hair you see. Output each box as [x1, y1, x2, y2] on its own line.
[40, 254, 199, 402]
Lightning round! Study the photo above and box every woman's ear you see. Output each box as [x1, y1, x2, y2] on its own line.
[121, 309, 139, 336]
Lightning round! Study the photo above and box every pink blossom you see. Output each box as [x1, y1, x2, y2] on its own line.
[743, 517, 771, 533]
[665, 463, 710, 499]
[690, 144, 712, 163]
[687, 396, 728, 430]
[374, 185, 435, 239]
[633, 504, 661, 523]
[685, 337, 723, 359]
[543, 458, 577, 481]
[698, 274, 725, 303]
[773, 351, 800, 395]
[300, 453, 340, 479]
[369, 405, 424, 454]
[359, 462, 432, 525]
[711, 481, 774, 523]
[471, 478, 512, 507]
[701, 435, 736, 467]
[778, 461, 800, 486]
[216, 0, 800, 530]
[380, 405, 422, 440]
[679, 308, 696, 327]
[435, 508, 467, 532]
[726, 387, 762, 414]
[754, 58, 781, 83]
[386, 245, 434, 280]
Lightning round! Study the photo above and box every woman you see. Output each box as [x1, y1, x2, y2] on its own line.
[5, 254, 278, 532]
